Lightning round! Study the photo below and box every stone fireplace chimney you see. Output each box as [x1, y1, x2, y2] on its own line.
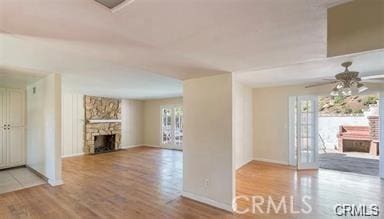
[84, 96, 122, 154]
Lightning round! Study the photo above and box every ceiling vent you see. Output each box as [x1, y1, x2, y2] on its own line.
[94, 0, 134, 12]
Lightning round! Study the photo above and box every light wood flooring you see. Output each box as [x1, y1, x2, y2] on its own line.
[0, 146, 382, 218]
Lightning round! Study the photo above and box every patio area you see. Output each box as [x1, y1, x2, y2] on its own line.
[319, 151, 379, 176]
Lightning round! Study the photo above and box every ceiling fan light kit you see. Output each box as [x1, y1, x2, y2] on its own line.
[307, 61, 383, 97]
[357, 83, 368, 93]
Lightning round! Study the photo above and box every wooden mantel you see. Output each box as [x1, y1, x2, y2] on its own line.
[88, 119, 122, 124]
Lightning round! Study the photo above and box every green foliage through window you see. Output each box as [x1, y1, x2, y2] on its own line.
[319, 95, 378, 115]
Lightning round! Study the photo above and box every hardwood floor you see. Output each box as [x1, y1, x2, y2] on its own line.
[236, 161, 383, 218]
[0, 146, 382, 218]
[0, 147, 230, 218]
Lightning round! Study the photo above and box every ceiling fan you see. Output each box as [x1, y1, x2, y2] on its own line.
[305, 61, 384, 97]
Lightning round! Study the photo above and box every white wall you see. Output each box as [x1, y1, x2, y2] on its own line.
[318, 116, 369, 149]
[233, 81, 253, 169]
[143, 97, 183, 148]
[27, 73, 62, 186]
[183, 74, 234, 211]
[61, 93, 84, 157]
[121, 99, 144, 148]
[253, 83, 384, 165]
[61, 94, 178, 156]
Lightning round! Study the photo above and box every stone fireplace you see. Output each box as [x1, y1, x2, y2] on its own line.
[84, 96, 121, 154]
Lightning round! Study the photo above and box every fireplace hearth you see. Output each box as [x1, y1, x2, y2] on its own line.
[94, 134, 116, 154]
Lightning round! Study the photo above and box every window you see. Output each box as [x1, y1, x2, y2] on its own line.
[161, 105, 183, 148]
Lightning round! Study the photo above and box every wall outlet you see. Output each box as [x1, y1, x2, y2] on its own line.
[204, 179, 209, 188]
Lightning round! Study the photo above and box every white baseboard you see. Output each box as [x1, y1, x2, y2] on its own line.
[61, 153, 84, 158]
[236, 158, 254, 170]
[144, 144, 183, 151]
[253, 158, 289, 165]
[181, 191, 233, 212]
[120, 144, 142, 149]
[48, 178, 64, 186]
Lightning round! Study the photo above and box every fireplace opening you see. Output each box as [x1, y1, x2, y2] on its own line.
[94, 134, 116, 154]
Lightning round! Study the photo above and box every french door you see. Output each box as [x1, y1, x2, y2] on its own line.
[161, 105, 183, 149]
[290, 96, 319, 170]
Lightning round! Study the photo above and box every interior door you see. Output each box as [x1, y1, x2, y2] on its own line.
[7, 127, 25, 166]
[7, 89, 25, 127]
[0, 88, 6, 168]
[6, 89, 25, 167]
[297, 96, 319, 170]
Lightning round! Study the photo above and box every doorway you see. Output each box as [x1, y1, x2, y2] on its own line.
[160, 105, 183, 149]
[289, 94, 383, 178]
[318, 94, 379, 176]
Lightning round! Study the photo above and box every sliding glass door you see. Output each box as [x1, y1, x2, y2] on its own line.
[161, 105, 183, 149]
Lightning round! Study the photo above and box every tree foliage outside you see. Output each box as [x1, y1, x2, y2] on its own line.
[319, 95, 378, 115]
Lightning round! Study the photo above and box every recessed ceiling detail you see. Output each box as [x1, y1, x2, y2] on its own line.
[94, 0, 131, 10]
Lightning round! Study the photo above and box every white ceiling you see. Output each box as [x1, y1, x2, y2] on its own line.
[235, 49, 384, 88]
[0, 0, 354, 98]
[0, 66, 47, 88]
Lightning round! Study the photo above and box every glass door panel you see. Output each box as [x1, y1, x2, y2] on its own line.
[161, 106, 183, 148]
[161, 108, 172, 145]
[297, 96, 319, 170]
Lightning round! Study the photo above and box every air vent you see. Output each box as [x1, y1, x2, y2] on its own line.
[95, 0, 127, 9]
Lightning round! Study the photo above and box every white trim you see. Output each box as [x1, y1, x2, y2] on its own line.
[48, 179, 64, 186]
[61, 153, 84, 158]
[120, 144, 142, 149]
[88, 119, 121, 123]
[254, 158, 289, 165]
[144, 144, 183, 151]
[235, 159, 253, 170]
[379, 92, 384, 179]
[296, 95, 319, 170]
[181, 191, 233, 212]
[288, 96, 297, 166]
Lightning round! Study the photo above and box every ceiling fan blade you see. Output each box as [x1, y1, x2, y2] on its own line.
[361, 74, 384, 80]
[362, 79, 384, 83]
[305, 80, 338, 88]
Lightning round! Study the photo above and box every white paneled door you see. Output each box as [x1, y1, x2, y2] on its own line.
[8, 127, 25, 166]
[0, 88, 25, 169]
[7, 89, 25, 127]
[0, 88, 6, 168]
